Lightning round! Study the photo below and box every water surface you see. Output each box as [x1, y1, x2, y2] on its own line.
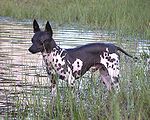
[0, 17, 149, 117]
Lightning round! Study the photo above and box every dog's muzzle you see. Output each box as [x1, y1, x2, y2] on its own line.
[28, 45, 41, 54]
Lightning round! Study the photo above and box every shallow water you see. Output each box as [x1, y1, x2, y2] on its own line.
[0, 17, 149, 117]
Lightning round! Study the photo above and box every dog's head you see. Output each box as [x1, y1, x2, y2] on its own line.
[29, 19, 56, 54]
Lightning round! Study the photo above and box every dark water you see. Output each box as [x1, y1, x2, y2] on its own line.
[0, 17, 149, 118]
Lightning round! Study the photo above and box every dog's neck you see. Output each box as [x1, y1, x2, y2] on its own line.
[42, 44, 66, 66]
[42, 44, 62, 55]
[45, 39, 57, 53]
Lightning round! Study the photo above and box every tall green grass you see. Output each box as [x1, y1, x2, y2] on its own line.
[4, 60, 150, 120]
[0, 0, 150, 38]
[0, 0, 149, 119]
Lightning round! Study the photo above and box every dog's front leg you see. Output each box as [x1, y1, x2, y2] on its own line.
[46, 67, 57, 97]
[50, 74, 57, 97]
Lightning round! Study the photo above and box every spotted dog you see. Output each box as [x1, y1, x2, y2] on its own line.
[29, 20, 136, 96]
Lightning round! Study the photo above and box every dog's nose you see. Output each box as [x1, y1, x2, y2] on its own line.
[28, 47, 32, 52]
[28, 47, 34, 53]
[28, 47, 39, 54]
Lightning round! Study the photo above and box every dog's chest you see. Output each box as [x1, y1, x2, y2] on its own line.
[43, 48, 83, 80]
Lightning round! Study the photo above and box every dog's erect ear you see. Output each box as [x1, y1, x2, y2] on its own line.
[45, 21, 53, 37]
[33, 19, 40, 33]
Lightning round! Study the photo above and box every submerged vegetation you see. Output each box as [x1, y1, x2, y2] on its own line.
[0, 0, 150, 38]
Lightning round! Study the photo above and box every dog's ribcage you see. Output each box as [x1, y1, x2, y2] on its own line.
[42, 46, 83, 86]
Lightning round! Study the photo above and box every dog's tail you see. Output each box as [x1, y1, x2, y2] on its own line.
[116, 46, 138, 60]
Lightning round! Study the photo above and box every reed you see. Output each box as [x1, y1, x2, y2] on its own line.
[7, 59, 149, 120]
[0, 0, 149, 119]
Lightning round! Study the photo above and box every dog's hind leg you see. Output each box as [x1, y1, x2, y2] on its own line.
[107, 67, 120, 92]
[111, 76, 120, 92]
[99, 66, 120, 92]
[99, 66, 112, 91]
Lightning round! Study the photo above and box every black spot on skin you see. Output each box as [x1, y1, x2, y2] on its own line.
[56, 59, 58, 62]
[114, 63, 118, 65]
[77, 61, 79, 64]
[45, 60, 48, 66]
[56, 51, 60, 55]
[101, 53, 104, 58]
[52, 59, 54, 62]
[110, 58, 115, 62]
[60, 51, 65, 57]
[55, 64, 57, 67]
[59, 75, 65, 80]
[112, 64, 114, 68]
[113, 68, 115, 70]
[43, 55, 46, 57]
[77, 65, 80, 67]
[58, 63, 61, 67]
[71, 83, 74, 86]
[102, 81, 105, 85]
[61, 70, 64, 73]
[52, 84, 55, 88]
[105, 53, 108, 56]
[106, 62, 109, 67]
[57, 67, 61, 71]
[107, 56, 111, 61]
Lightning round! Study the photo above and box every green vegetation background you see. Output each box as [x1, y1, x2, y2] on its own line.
[0, 0, 150, 38]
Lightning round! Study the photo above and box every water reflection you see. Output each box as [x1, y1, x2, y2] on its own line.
[0, 17, 149, 117]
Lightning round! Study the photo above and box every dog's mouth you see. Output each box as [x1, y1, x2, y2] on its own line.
[28, 46, 43, 54]
[28, 49, 38, 54]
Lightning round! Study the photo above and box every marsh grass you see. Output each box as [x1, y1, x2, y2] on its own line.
[0, 1, 149, 119]
[4, 59, 149, 120]
[0, 0, 150, 38]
